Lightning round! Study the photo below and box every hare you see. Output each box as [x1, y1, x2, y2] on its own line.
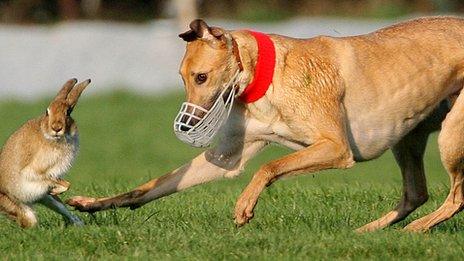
[0, 78, 91, 228]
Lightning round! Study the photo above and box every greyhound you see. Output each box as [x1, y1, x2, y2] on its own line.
[68, 17, 464, 232]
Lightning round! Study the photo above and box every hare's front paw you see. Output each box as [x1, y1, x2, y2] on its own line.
[50, 179, 70, 195]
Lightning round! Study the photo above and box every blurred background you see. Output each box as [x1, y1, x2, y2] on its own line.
[0, 0, 462, 99]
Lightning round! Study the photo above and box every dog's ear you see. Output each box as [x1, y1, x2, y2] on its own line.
[179, 19, 228, 44]
[189, 19, 210, 38]
[210, 26, 227, 41]
[179, 19, 209, 42]
[179, 29, 198, 42]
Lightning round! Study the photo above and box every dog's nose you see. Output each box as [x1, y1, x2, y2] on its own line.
[180, 125, 191, 132]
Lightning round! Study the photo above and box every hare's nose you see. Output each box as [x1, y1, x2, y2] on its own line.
[52, 125, 63, 132]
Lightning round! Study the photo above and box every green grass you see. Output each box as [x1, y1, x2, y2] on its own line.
[0, 91, 463, 259]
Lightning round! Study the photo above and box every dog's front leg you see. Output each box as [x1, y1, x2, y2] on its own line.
[67, 140, 267, 212]
[234, 138, 354, 226]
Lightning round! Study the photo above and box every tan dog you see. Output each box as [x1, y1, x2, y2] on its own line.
[68, 17, 464, 232]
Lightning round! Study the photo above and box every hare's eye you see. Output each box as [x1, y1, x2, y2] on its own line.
[66, 108, 73, 116]
[195, 73, 207, 85]
[46, 108, 50, 116]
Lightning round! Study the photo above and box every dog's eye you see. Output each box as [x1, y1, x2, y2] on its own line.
[195, 73, 207, 85]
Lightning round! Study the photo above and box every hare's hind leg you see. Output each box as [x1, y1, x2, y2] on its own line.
[405, 91, 464, 232]
[39, 195, 83, 226]
[0, 193, 37, 228]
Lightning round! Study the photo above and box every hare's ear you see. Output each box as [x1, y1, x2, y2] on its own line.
[55, 78, 77, 101]
[66, 79, 91, 108]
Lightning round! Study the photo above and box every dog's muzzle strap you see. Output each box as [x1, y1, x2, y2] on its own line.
[232, 37, 243, 72]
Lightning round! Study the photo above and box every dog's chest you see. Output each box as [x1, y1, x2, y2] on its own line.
[246, 117, 309, 150]
[271, 122, 300, 140]
[243, 99, 312, 149]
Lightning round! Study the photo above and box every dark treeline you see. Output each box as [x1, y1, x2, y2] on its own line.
[0, 0, 462, 24]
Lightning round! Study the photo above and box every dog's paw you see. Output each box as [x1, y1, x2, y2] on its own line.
[234, 195, 257, 226]
[66, 196, 98, 212]
[403, 220, 430, 232]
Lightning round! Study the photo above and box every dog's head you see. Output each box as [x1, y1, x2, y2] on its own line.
[178, 19, 240, 123]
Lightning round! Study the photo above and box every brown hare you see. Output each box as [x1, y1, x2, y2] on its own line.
[0, 78, 91, 228]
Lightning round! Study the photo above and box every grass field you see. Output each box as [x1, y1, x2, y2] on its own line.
[1, 91, 464, 259]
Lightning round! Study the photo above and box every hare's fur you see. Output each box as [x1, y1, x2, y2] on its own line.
[0, 117, 78, 203]
[0, 79, 89, 228]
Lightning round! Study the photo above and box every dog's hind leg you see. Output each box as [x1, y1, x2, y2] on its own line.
[0, 193, 37, 228]
[405, 91, 464, 232]
[356, 101, 449, 232]
[356, 129, 429, 232]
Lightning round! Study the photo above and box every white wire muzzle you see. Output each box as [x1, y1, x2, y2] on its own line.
[173, 70, 241, 148]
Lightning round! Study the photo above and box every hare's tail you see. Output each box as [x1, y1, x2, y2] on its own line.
[0, 192, 37, 228]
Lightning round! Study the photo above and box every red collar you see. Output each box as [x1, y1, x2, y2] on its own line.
[238, 31, 276, 103]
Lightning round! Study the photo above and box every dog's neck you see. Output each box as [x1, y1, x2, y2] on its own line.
[232, 31, 274, 99]
[231, 30, 280, 123]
